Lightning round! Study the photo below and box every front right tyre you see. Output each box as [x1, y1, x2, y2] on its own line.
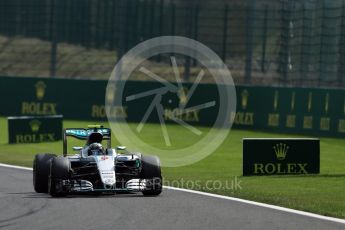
[48, 156, 70, 197]
[33, 153, 56, 193]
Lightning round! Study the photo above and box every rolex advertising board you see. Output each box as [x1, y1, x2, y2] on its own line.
[121, 81, 220, 126]
[0, 76, 107, 120]
[234, 87, 345, 137]
[8, 115, 63, 144]
[242, 138, 320, 176]
[1, 76, 345, 138]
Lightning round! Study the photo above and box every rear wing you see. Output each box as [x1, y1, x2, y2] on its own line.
[63, 127, 111, 156]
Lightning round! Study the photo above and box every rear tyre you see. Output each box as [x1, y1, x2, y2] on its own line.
[140, 155, 162, 196]
[33, 153, 56, 193]
[48, 157, 70, 197]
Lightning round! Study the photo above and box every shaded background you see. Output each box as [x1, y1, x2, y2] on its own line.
[0, 0, 344, 88]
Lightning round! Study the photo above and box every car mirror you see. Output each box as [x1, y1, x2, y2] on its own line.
[116, 146, 126, 151]
[72, 147, 83, 151]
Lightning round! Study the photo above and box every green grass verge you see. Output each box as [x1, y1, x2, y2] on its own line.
[0, 117, 344, 218]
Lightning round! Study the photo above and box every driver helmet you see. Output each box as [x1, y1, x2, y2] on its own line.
[88, 143, 104, 156]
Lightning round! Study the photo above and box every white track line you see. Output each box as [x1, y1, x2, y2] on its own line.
[1, 163, 344, 225]
[0, 163, 33, 171]
[165, 186, 345, 224]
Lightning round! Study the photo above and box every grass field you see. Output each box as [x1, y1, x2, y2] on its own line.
[0, 117, 345, 218]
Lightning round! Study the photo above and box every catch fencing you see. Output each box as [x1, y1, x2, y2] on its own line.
[0, 0, 345, 87]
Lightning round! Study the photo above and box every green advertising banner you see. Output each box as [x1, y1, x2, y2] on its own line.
[8, 115, 63, 144]
[234, 86, 345, 137]
[243, 138, 320, 176]
[0, 76, 345, 138]
[0, 76, 107, 120]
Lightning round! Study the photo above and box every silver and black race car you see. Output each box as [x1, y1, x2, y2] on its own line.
[33, 125, 162, 197]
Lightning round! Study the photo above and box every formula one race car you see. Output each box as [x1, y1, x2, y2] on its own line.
[33, 125, 162, 197]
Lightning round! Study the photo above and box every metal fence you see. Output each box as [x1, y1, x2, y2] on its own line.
[0, 0, 345, 88]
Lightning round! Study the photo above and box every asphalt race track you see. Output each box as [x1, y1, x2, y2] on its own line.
[0, 166, 344, 230]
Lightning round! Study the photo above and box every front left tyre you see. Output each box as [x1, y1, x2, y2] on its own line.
[33, 153, 56, 193]
[140, 155, 162, 196]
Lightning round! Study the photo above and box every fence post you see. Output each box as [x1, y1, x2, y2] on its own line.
[126, 0, 133, 49]
[170, 1, 175, 57]
[64, 0, 71, 43]
[299, 3, 306, 83]
[320, 0, 340, 87]
[157, 0, 164, 62]
[124, 0, 130, 52]
[117, 0, 127, 62]
[319, 0, 326, 86]
[16, 0, 22, 35]
[183, 3, 193, 82]
[109, 0, 116, 50]
[133, 0, 140, 46]
[192, 3, 199, 66]
[159, 0, 164, 36]
[49, 0, 57, 77]
[103, 0, 109, 49]
[245, 0, 255, 84]
[149, 0, 156, 39]
[261, 5, 268, 73]
[95, 0, 101, 48]
[141, 0, 147, 41]
[222, 4, 229, 62]
[338, 3, 345, 86]
[83, 0, 90, 48]
[279, 0, 293, 84]
[170, 1, 175, 36]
